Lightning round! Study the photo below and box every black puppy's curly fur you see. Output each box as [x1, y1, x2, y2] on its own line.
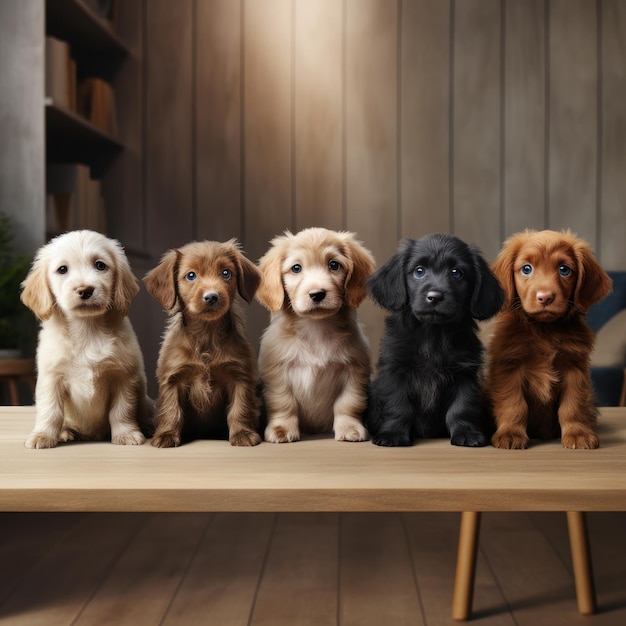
[365, 234, 504, 447]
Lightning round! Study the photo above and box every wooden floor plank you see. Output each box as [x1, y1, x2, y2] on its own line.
[585, 513, 626, 615]
[479, 512, 596, 626]
[250, 513, 339, 626]
[163, 513, 275, 626]
[339, 513, 424, 626]
[528, 511, 571, 570]
[403, 512, 514, 626]
[74, 513, 211, 626]
[0, 513, 147, 626]
[531, 512, 626, 612]
[0, 513, 85, 606]
[530, 512, 626, 621]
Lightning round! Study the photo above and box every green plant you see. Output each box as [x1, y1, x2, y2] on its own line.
[0, 212, 36, 351]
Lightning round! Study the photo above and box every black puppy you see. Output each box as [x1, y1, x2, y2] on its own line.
[366, 234, 504, 447]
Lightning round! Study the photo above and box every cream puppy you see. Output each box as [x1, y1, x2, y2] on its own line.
[256, 227, 375, 443]
[21, 230, 153, 448]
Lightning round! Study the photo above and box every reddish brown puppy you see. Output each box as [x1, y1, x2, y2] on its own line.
[485, 229, 612, 450]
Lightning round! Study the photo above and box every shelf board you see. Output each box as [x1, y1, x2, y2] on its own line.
[46, 101, 122, 175]
[46, 0, 129, 78]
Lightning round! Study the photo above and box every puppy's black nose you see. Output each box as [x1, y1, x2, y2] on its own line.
[426, 290, 443, 303]
[203, 291, 219, 305]
[309, 290, 326, 303]
[77, 287, 94, 300]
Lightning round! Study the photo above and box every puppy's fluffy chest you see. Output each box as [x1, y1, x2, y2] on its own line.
[38, 315, 136, 434]
[268, 312, 358, 369]
[259, 310, 368, 430]
[42, 316, 128, 391]
[163, 314, 248, 377]
[499, 313, 593, 366]
[386, 316, 480, 371]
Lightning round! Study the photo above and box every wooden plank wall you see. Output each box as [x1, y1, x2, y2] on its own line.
[108, 0, 626, 394]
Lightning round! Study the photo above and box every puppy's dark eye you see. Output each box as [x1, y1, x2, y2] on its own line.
[559, 264, 571, 277]
[57, 265, 68, 275]
[328, 260, 341, 271]
[186, 271, 197, 281]
[451, 268, 463, 280]
[413, 266, 426, 279]
[291, 264, 302, 274]
[94, 260, 107, 271]
[521, 264, 533, 276]
[221, 269, 232, 280]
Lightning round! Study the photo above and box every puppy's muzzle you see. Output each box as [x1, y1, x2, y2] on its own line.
[309, 289, 327, 303]
[203, 291, 219, 306]
[77, 287, 95, 301]
[426, 290, 443, 303]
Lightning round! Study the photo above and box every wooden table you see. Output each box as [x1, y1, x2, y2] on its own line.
[1, 406, 625, 620]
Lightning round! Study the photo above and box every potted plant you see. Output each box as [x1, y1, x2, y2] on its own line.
[0, 212, 36, 358]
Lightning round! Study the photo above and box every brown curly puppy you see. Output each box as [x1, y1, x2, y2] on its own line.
[144, 240, 262, 447]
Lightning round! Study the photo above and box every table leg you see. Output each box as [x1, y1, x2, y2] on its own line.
[567, 511, 597, 615]
[452, 511, 482, 621]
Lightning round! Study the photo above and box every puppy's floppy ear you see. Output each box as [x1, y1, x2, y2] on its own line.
[340, 232, 376, 309]
[571, 237, 612, 312]
[256, 236, 288, 312]
[20, 253, 55, 321]
[110, 239, 139, 316]
[469, 245, 505, 320]
[143, 249, 179, 310]
[229, 240, 261, 304]
[491, 231, 529, 308]
[366, 239, 412, 312]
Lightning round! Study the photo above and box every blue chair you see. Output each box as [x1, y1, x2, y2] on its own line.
[587, 271, 626, 406]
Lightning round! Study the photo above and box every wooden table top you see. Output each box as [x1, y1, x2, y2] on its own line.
[1, 406, 625, 513]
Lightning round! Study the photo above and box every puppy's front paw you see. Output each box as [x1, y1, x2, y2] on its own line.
[59, 429, 77, 443]
[112, 430, 145, 446]
[265, 422, 300, 443]
[25, 432, 58, 449]
[451, 430, 489, 447]
[151, 431, 181, 448]
[230, 430, 262, 447]
[335, 423, 368, 442]
[561, 432, 599, 450]
[372, 431, 412, 447]
[491, 430, 528, 450]
[334, 415, 368, 442]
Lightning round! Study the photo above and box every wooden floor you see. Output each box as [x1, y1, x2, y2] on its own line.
[0, 512, 624, 625]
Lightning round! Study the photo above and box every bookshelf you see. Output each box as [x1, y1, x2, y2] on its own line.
[44, 0, 127, 237]
[46, 0, 128, 72]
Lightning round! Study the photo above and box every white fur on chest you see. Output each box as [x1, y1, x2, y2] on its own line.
[260, 312, 367, 428]
[39, 317, 128, 417]
[263, 314, 358, 369]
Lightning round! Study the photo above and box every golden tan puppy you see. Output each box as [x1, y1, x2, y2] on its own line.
[21, 230, 153, 448]
[256, 227, 375, 443]
[485, 229, 612, 449]
[144, 240, 262, 447]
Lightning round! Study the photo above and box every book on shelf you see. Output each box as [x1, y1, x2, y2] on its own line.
[46, 164, 107, 237]
[77, 77, 118, 137]
[45, 37, 77, 111]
